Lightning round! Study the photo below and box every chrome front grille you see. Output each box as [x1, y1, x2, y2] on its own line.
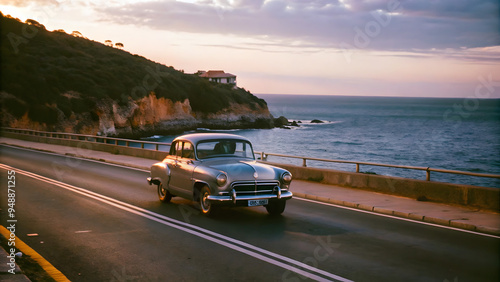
[231, 181, 279, 195]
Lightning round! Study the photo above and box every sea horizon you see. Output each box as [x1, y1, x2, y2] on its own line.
[255, 93, 500, 100]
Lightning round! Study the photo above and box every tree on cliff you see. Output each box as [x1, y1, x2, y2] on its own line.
[71, 30, 83, 37]
[26, 19, 45, 30]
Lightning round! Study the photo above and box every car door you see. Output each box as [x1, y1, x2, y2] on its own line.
[168, 141, 196, 198]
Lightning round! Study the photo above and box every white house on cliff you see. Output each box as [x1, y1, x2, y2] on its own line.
[198, 70, 237, 86]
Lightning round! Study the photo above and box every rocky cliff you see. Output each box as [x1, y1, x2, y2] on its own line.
[96, 93, 273, 137]
[1, 91, 274, 137]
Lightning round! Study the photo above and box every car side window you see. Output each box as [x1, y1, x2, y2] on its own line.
[182, 142, 194, 159]
[175, 142, 183, 157]
[169, 141, 178, 156]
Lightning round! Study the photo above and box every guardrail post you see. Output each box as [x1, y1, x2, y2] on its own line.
[126, 141, 129, 147]
[302, 158, 307, 167]
[141, 143, 145, 149]
[156, 144, 159, 151]
[356, 163, 360, 173]
[426, 168, 430, 181]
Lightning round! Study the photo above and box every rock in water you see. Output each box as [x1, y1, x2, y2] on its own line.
[274, 116, 289, 127]
[311, 119, 324, 124]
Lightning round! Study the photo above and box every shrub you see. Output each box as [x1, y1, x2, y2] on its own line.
[71, 97, 96, 114]
[3, 98, 28, 118]
[28, 105, 58, 124]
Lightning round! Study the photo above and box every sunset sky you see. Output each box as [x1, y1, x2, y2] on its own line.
[1, 0, 499, 98]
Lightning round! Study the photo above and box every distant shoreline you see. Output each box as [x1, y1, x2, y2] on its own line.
[255, 93, 500, 100]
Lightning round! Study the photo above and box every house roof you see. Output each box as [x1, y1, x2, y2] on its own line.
[199, 70, 236, 78]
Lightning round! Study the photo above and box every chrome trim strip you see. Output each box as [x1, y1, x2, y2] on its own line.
[234, 190, 274, 194]
[230, 181, 280, 187]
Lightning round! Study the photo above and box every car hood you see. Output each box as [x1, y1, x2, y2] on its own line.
[202, 159, 278, 182]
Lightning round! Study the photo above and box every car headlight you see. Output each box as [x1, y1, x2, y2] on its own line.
[216, 173, 228, 186]
[282, 172, 292, 184]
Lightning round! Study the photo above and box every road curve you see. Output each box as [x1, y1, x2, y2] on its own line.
[1, 145, 499, 281]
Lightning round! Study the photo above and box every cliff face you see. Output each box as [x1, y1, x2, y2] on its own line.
[1, 92, 274, 137]
[106, 93, 274, 136]
[100, 94, 195, 136]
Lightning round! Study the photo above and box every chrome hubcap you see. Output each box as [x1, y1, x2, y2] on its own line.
[159, 184, 166, 197]
[201, 192, 210, 211]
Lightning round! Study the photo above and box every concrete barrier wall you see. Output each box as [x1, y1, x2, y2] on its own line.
[3, 131, 498, 211]
[264, 162, 499, 211]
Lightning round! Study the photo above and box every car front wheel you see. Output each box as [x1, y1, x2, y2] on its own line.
[265, 200, 286, 216]
[158, 183, 172, 203]
[199, 185, 216, 216]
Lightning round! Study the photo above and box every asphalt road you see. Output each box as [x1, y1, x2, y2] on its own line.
[1, 145, 499, 281]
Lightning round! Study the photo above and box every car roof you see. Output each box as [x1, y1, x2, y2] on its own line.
[173, 133, 252, 145]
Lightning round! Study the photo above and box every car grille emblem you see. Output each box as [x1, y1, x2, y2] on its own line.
[253, 172, 258, 179]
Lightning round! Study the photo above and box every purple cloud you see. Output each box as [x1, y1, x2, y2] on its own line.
[95, 0, 499, 53]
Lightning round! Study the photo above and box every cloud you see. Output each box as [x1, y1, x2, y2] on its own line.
[94, 0, 499, 53]
[375, 46, 500, 64]
[0, 0, 59, 7]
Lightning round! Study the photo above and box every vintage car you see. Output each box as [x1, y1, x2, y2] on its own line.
[147, 133, 293, 215]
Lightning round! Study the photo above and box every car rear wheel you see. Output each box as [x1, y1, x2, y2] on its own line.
[158, 183, 172, 203]
[199, 185, 216, 215]
[265, 200, 286, 216]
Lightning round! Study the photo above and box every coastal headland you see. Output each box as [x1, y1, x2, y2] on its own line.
[0, 14, 282, 138]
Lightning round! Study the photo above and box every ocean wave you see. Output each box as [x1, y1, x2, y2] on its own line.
[331, 141, 363, 146]
[294, 120, 344, 125]
[142, 135, 162, 139]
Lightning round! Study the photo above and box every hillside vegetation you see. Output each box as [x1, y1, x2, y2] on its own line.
[0, 13, 271, 135]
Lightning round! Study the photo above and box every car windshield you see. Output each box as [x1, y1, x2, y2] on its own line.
[196, 139, 255, 160]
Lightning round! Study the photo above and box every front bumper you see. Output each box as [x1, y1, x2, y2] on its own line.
[147, 177, 160, 186]
[207, 187, 292, 203]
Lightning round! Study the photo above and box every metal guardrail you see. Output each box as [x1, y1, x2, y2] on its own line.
[2, 127, 171, 151]
[3, 127, 500, 182]
[256, 152, 500, 182]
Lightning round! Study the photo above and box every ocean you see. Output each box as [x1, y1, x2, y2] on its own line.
[146, 95, 500, 188]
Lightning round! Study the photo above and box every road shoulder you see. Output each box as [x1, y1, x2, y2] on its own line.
[0, 225, 67, 281]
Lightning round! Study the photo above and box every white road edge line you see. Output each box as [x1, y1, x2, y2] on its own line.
[0, 163, 352, 282]
[295, 197, 500, 239]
